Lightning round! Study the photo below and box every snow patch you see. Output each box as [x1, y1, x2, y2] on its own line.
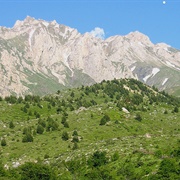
[51, 71, 65, 85]
[162, 78, 168, 86]
[143, 74, 151, 82]
[29, 29, 35, 51]
[166, 61, 175, 68]
[54, 24, 59, 28]
[165, 61, 180, 71]
[143, 68, 160, 82]
[63, 53, 74, 77]
[42, 22, 49, 27]
[138, 42, 144, 46]
[152, 68, 160, 76]
[130, 66, 136, 72]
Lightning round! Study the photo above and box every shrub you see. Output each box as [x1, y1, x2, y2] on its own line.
[1, 139, 7, 146]
[111, 151, 119, 161]
[88, 151, 108, 168]
[173, 106, 179, 113]
[72, 130, 78, 136]
[36, 125, 44, 134]
[64, 121, 69, 128]
[22, 133, 33, 143]
[19, 162, 57, 180]
[62, 131, 69, 141]
[9, 121, 15, 129]
[72, 136, 79, 143]
[99, 114, 110, 125]
[135, 114, 142, 122]
[72, 142, 78, 150]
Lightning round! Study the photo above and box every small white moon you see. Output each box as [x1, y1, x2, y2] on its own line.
[163, 1, 166, 4]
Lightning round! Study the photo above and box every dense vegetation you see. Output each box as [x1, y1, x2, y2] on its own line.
[0, 78, 179, 179]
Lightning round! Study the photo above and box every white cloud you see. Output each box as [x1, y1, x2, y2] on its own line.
[89, 27, 105, 39]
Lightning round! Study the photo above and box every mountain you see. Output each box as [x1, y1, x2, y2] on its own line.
[0, 16, 180, 97]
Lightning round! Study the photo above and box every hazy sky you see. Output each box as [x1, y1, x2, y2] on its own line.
[0, 0, 180, 49]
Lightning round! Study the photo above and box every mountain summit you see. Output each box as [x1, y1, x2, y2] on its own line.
[0, 16, 180, 97]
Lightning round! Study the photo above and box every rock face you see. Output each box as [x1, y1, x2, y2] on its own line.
[0, 16, 180, 97]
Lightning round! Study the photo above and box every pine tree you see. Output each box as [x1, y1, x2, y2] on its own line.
[1, 139, 7, 146]
[9, 121, 15, 129]
[62, 131, 69, 141]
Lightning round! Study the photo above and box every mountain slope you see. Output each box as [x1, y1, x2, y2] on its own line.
[0, 79, 179, 179]
[0, 16, 180, 97]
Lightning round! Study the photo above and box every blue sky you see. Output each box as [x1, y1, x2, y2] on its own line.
[0, 0, 180, 49]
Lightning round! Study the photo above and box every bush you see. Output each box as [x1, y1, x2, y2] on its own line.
[88, 151, 108, 168]
[64, 121, 69, 128]
[38, 119, 46, 128]
[111, 151, 119, 161]
[61, 116, 66, 125]
[135, 114, 142, 122]
[173, 106, 179, 113]
[72, 130, 78, 136]
[99, 114, 110, 125]
[62, 131, 69, 141]
[9, 121, 15, 129]
[36, 125, 44, 134]
[22, 133, 33, 143]
[19, 162, 57, 180]
[72, 142, 78, 150]
[1, 139, 7, 146]
[46, 117, 59, 131]
[72, 135, 79, 143]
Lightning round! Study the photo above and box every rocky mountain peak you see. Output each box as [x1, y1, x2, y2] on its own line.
[125, 31, 153, 46]
[24, 16, 35, 23]
[0, 17, 180, 97]
[13, 16, 36, 28]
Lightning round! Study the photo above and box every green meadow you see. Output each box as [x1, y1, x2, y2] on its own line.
[0, 79, 179, 179]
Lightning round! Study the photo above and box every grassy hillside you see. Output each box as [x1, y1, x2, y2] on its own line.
[0, 78, 179, 179]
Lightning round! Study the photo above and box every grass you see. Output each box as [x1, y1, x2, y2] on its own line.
[0, 79, 179, 178]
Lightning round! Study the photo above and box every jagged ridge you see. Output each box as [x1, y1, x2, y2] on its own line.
[0, 16, 180, 97]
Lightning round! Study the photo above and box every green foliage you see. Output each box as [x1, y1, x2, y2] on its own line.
[61, 116, 66, 125]
[46, 117, 59, 131]
[72, 142, 78, 150]
[164, 110, 168, 114]
[72, 130, 78, 136]
[23, 127, 32, 135]
[62, 131, 69, 141]
[35, 112, 41, 119]
[4, 95, 17, 104]
[135, 113, 142, 122]
[1, 139, 7, 146]
[72, 135, 79, 143]
[38, 118, 46, 128]
[157, 158, 179, 179]
[173, 106, 179, 113]
[111, 151, 120, 161]
[85, 167, 113, 180]
[19, 162, 57, 180]
[36, 125, 44, 134]
[22, 133, 33, 143]
[63, 121, 69, 128]
[0, 78, 179, 179]
[154, 150, 162, 158]
[88, 151, 108, 168]
[99, 114, 110, 125]
[9, 121, 15, 129]
[0, 162, 6, 177]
